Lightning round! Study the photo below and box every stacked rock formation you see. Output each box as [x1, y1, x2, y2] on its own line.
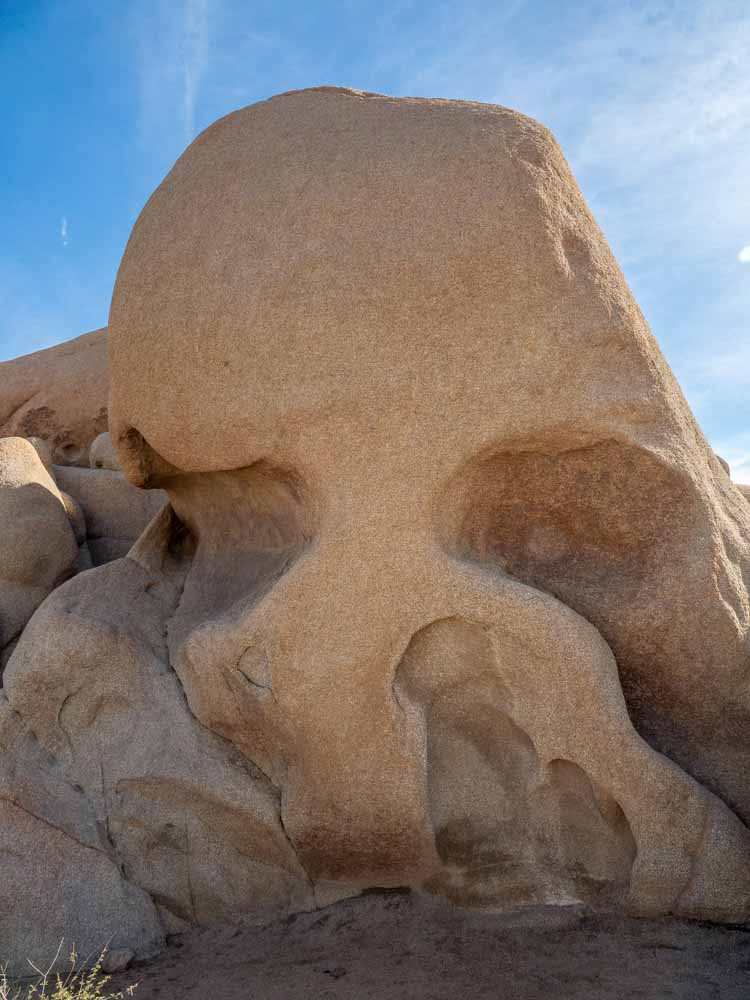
[1, 87, 749, 973]
[0, 430, 166, 669]
[0, 437, 79, 667]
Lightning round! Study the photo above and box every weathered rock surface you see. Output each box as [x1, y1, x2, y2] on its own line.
[0, 690, 164, 971]
[2, 87, 750, 969]
[3, 510, 313, 973]
[0, 328, 108, 466]
[100, 949, 135, 975]
[0, 437, 79, 668]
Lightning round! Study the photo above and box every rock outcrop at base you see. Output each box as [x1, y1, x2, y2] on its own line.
[1, 87, 750, 971]
[0, 328, 108, 466]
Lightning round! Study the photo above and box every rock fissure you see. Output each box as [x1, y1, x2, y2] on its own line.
[0, 794, 105, 856]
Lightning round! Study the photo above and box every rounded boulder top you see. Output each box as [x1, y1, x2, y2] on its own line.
[109, 86, 684, 485]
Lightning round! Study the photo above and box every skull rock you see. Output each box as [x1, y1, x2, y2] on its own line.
[3, 87, 750, 965]
[107, 85, 750, 904]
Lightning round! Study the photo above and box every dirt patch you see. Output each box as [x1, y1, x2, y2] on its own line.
[115, 890, 750, 999]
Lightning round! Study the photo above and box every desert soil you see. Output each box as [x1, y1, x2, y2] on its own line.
[113, 890, 750, 999]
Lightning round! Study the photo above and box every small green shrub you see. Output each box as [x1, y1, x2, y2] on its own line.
[0, 943, 137, 1000]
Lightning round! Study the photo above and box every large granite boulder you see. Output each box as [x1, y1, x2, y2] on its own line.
[2, 87, 750, 970]
[0, 328, 108, 466]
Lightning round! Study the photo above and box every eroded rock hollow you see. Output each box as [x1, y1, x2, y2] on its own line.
[2, 86, 750, 972]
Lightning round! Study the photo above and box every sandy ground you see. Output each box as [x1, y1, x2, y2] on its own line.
[113, 890, 750, 1000]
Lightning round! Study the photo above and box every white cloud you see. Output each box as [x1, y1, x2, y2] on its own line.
[60, 216, 68, 246]
[739, 246, 750, 263]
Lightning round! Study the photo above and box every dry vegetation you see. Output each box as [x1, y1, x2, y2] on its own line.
[1, 944, 137, 1000]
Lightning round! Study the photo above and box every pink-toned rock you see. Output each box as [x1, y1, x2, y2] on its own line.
[0, 329, 108, 466]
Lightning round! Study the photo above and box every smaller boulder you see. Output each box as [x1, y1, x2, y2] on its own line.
[715, 453, 731, 476]
[0, 328, 108, 466]
[60, 491, 87, 545]
[101, 949, 135, 974]
[27, 436, 54, 472]
[89, 432, 120, 472]
[0, 438, 79, 665]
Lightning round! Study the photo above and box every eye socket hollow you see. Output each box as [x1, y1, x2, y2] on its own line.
[436, 438, 695, 599]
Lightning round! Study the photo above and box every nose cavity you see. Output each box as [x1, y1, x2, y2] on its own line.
[394, 618, 637, 909]
[140, 460, 315, 783]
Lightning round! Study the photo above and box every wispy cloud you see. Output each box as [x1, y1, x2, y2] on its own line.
[546, 6, 750, 274]
[60, 216, 68, 246]
[181, 0, 210, 143]
[134, 0, 212, 164]
[377, 3, 750, 299]
[383, 1, 750, 451]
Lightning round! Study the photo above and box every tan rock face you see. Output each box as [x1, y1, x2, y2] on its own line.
[0, 328, 108, 466]
[3, 87, 750, 967]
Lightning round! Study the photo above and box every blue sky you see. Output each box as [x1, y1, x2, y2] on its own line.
[1, 0, 749, 480]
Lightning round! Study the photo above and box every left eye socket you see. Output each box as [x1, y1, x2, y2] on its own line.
[434, 438, 700, 726]
[437, 439, 692, 585]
